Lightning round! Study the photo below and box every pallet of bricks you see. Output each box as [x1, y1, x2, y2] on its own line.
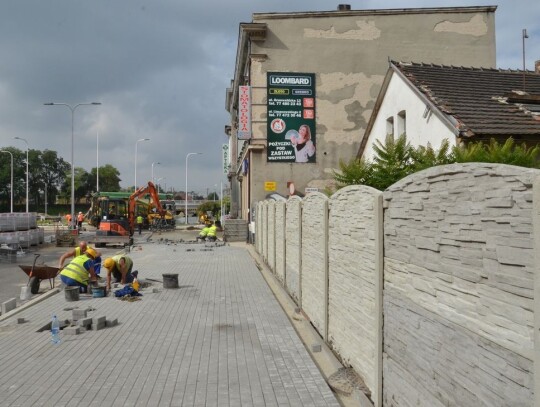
[55, 227, 77, 247]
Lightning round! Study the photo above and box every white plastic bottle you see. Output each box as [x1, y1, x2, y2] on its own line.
[51, 315, 61, 345]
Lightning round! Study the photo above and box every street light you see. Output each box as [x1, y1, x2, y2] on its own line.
[0, 150, 13, 212]
[44, 102, 101, 227]
[13, 137, 29, 212]
[156, 177, 165, 194]
[134, 138, 150, 191]
[96, 131, 99, 192]
[151, 161, 161, 184]
[185, 152, 202, 225]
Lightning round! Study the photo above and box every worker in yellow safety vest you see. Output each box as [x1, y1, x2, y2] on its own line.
[103, 255, 137, 290]
[58, 241, 102, 275]
[59, 248, 98, 293]
[197, 225, 211, 242]
[136, 214, 144, 235]
[206, 223, 218, 242]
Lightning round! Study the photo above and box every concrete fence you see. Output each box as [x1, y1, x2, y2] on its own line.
[255, 163, 540, 407]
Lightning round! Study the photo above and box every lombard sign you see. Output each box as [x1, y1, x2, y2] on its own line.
[238, 85, 252, 140]
[267, 72, 316, 164]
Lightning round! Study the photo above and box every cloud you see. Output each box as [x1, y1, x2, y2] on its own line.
[0, 0, 538, 195]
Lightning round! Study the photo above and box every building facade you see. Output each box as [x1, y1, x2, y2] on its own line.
[225, 5, 496, 220]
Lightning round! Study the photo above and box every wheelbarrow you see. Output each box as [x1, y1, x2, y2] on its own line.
[19, 254, 60, 294]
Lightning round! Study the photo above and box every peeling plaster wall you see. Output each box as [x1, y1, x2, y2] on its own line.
[244, 9, 495, 208]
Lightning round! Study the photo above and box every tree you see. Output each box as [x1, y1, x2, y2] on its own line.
[34, 150, 70, 208]
[333, 135, 539, 192]
[89, 164, 121, 192]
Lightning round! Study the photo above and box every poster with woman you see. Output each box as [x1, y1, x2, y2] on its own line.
[267, 72, 316, 163]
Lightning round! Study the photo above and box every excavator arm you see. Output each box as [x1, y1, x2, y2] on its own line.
[128, 182, 166, 235]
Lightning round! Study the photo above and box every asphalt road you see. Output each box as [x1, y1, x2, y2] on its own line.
[0, 225, 204, 308]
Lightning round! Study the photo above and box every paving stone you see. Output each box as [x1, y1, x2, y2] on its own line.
[64, 326, 81, 335]
[78, 317, 92, 329]
[72, 309, 87, 321]
[1, 298, 16, 314]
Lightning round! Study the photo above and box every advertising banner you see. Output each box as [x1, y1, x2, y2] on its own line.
[267, 72, 316, 163]
[222, 144, 229, 175]
[238, 85, 252, 140]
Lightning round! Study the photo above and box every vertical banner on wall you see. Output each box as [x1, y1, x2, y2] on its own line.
[222, 144, 229, 175]
[267, 72, 316, 163]
[238, 85, 252, 140]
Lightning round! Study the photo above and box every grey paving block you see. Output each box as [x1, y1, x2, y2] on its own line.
[64, 326, 81, 335]
[78, 317, 92, 328]
[72, 309, 88, 321]
[106, 318, 118, 327]
[1, 297, 17, 314]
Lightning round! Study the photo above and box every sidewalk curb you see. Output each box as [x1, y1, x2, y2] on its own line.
[0, 288, 60, 322]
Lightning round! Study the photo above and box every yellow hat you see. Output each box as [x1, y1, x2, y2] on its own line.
[103, 258, 115, 269]
[85, 248, 97, 259]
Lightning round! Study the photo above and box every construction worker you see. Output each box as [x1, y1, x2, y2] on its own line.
[77, 211, 84, 230]
[58, 241, 102, 274]
[136, 213, 144, 235]
[103, 255, 137, 290]
[59, 248, 98, 293]
[197, 224, 211, 242]
[206, 222, 218, 242]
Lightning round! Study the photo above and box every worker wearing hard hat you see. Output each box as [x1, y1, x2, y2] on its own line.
[59, 248, 99, 293]
[103, 255, 137, 290]
[58, 241, 102, 274]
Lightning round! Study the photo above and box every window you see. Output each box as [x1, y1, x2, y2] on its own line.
[397, 110, 406, 136]
[386, 116, 394, 136]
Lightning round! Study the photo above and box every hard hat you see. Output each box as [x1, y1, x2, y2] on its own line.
[85, 248, 97, 259]
[103, 258, 115, 269]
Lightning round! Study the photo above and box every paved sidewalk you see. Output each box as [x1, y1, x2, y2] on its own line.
[0, 240, 340, 407]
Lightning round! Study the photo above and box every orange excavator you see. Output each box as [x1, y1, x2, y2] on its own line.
[92, 182, 165, 247]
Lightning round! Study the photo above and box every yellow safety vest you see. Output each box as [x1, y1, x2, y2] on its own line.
[199, 227, 210, 237]
[61, 255, 91, 285]
[207, 225, 217, 237]
[74, 247, 82, 257]
[137, 216, 143, 224]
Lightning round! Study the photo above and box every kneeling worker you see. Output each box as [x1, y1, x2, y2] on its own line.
[206, 222, 218, 242]
[197, 224, 210, 242]
[59, 248, 98, 293]
[103, 255, 137, 290]
[58, 241, 102, 274]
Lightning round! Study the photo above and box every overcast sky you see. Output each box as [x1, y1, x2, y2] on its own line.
[0, 1, 538, 195]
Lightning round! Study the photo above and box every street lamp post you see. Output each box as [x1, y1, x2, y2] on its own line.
[156, 177, 165, 194]
[134, 138, 150, 191]
[44, 102, 101, 227]
[0, 150, 13, 212]
[151, 161, 161, 184]
[185, 152, 202, 225]
[96, 131, 99, 192]
[13, 137, 29, 212]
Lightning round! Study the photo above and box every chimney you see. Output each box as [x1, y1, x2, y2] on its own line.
[535, 60, 540, 74]
[337, 4, 351, 11]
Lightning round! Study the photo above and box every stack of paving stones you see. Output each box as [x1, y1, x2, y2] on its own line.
[63, 308, 118, 336]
